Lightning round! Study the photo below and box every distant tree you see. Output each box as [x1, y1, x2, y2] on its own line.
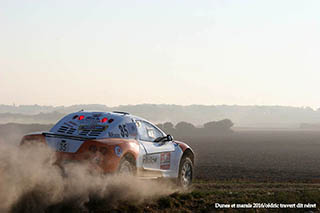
[162, 122, 175, 134]
[203, 119, 233, 130]
[219, 119, 234, 129]
[174, 121, 196, 138]
[175, 122, 195, 131]
[163, 122, 174, 130]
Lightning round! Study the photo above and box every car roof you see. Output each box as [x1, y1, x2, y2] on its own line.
[50, 110, 166, 139]
[64, 111, 154, 125]
[68, 111, 130, 118]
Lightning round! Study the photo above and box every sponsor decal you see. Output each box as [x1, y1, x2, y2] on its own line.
[79, 125, 108, 131]
[108, 132, 121, 138]
[58, 140, 68, 152]
[160, 152, 171, 170]
[143, 155, 158, 164]
[114, 146, 122, 157]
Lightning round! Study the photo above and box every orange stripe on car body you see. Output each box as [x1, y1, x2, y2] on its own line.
[20, 134, 139, 173]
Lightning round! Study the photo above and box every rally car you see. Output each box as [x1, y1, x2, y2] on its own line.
[20, 111, 195, 187]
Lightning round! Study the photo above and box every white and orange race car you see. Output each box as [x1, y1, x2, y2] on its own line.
[20, 111, 195, 187]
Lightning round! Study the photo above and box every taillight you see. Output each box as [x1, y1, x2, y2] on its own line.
[78, 115, 85, 120]
[101, 117, 108, 123]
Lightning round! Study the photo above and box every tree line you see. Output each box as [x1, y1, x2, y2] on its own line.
[156, 119, 234, 139]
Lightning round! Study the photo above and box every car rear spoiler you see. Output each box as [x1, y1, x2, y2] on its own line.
[42, 132, 96, 141]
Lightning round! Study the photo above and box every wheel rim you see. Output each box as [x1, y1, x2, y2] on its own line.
[119, 161, 132, 174]
[181, 161, 192, 187]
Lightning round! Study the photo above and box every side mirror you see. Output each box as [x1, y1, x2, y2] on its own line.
[166, 134, 173, 141]
[154, 135, 174, 143]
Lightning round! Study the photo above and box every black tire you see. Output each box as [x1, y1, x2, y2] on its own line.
[117, 157, 135, 175]
[177, 156, 193, 188]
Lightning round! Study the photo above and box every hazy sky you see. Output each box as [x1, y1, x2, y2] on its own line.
[1, 0, 319, 107]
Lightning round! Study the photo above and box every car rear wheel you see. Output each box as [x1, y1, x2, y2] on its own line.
[178, 156, 193, 188]
[118, 157, 135, 175]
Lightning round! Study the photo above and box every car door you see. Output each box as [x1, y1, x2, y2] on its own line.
[136, 120, 175, 171]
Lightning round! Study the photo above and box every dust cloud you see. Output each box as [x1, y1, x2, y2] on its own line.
[0, 142, 176, 213]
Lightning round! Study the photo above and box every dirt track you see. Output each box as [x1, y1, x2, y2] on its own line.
[184, 130, 320, 182]
[144, 181, 320, 213]
[1, 125, 320, 212]
[9, 180, 320, 213]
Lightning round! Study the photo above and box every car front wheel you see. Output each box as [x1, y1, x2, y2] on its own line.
[178, 156, 193, 188]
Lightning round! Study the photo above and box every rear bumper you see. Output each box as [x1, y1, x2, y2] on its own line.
[20, 132, 139, 174]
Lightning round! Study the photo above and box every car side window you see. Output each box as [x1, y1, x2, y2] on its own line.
[136, 120, 165, 142]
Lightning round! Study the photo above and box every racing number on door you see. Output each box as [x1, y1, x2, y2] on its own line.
[118, 124, 129, 137]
